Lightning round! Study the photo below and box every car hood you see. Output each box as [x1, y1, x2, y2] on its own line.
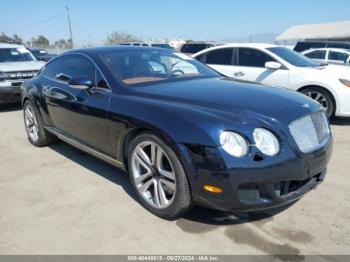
[132, 77, 321, 127]
[0, 61, 45, 72]
[322, 64, 350, 78]
[298, 64, 350, 78]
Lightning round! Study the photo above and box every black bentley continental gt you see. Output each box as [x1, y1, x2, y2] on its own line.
[21, 46, 333, 219]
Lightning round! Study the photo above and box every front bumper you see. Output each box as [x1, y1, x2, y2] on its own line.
[178, 137, 333, 212]
[0, 82, 22, 104]
[335, 84, 350, 117]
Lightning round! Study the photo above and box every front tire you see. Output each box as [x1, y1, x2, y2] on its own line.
[128, 133, 192, 219]
[23, 100, 57, 147]
[301, 87, 335, 118]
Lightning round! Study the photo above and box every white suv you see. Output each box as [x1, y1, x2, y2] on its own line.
[193, 43, 350, 118]
[0, 43, 45, 104]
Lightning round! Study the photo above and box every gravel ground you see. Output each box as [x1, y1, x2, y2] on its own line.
[0, 104, 349, 256]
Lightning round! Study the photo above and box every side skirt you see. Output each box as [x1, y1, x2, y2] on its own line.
[44, 126, 126, 171]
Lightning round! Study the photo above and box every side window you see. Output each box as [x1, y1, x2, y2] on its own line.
[195, 53, 206, 63]
[205, 48, 233, 65]
[238, 48, 275, 67]
[329, 51, 349, 63]
[304, 50, 326, 59]
[44, 55, 95, 83]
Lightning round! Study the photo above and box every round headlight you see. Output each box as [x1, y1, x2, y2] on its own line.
[253, 128, 280, 156]
[220, 131, 248, 157]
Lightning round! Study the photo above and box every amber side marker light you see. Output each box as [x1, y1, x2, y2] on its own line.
[203, 185, 223, 193]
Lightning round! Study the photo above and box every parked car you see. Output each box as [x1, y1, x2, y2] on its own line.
[149, 43, 174, 50]
[302, 48, 350, 65]
[22, 46, 333, 219]
[0, 43, 45, 104]
[29, 48, 56, 62]
[294, 41, 350, 53]
[180, 42, 215, 55]
[193, 43, 350, 118]
[120, 42, 150, 46]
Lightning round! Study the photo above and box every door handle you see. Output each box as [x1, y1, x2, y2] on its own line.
[234, 71, 245, 77]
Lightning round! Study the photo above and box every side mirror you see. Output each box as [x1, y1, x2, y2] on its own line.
[68, 76, 94, 89]
[265, 61, 282, 70]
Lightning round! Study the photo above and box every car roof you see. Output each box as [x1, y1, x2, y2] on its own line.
[0, 43, 26, 49]
[64, 45, 172, 56]
[303, 47, 350, 53]
[192, 43, 278, 56]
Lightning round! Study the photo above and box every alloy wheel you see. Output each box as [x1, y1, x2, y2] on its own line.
[304, 91, 329, 113]
[24, 103, 40, 142]
[131, 141, 176, 209]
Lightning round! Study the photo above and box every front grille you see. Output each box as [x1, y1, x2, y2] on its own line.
[3, 71, 38, 81]
[289, 111, 331, 153]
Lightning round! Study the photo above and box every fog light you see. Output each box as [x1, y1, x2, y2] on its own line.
[203, 185, 223, 193]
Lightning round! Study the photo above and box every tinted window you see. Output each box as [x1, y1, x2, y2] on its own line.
[181, 44, 214, 54]
[44, 55, 95, 82]
[0, 47, 35, 62]
[329, 51, 349, 62]
[238, 48, 275, 67]
[305, 50, 326, 59]
[205, 48, 233, 65]
[268, 47, 320, 67]
[101, 50, 219, 86]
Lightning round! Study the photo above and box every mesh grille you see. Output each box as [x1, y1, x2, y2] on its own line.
[289, 111, 330, 153]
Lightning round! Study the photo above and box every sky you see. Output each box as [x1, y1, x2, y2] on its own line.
[1, 0, 349, 46]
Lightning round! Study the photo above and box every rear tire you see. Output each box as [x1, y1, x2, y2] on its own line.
[128, 132, 192, 219]
[23, 100, 57, 147]
[301, 87, 335, 118]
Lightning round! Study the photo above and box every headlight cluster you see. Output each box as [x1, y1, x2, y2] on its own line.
[220, 128, 280, 157]
[339, 79, 350, 88]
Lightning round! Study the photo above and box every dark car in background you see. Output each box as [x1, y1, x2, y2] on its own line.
[21, 46, 332, 219]
[180, 42, 216, 55]
[30, 48, 56, 62]
[294, 41, 350, 52]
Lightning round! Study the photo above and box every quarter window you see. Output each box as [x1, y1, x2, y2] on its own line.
[329, 51, 349, 63]
[304, 50, 326, 59]
[238, 48, 275, 67]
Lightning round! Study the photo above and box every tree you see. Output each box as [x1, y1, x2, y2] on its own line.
[12, 34, 23, 44]
[104, 31, 140, 45]
[33, 35, 50, 48]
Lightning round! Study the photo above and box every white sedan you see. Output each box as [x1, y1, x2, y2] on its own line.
[193, 43, 350, 118]
[302, 48, 350, 65]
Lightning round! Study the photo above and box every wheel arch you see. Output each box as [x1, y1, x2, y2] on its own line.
[297, 85, 337, 113]
[121, 127, 194, 194]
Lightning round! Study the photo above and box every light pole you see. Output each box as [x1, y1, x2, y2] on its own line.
[65, 6, 74, 48]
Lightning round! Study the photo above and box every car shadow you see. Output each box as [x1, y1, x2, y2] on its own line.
[48, 141, 295, 225]
[180, 202, 295, 226]
[330, 117, 350, 126]
[0, 103, 22, 112]
[48, 141, 137, 201]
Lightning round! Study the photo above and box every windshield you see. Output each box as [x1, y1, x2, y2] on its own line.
[101, 50, 219, 86]
[267, 47, 320, 67]
[31, 49, 48, 57]
[0, 47, 36, 62]
[152, 44, 174, 50]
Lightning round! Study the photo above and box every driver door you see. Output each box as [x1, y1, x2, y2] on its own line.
[41, 54, 113, 155]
